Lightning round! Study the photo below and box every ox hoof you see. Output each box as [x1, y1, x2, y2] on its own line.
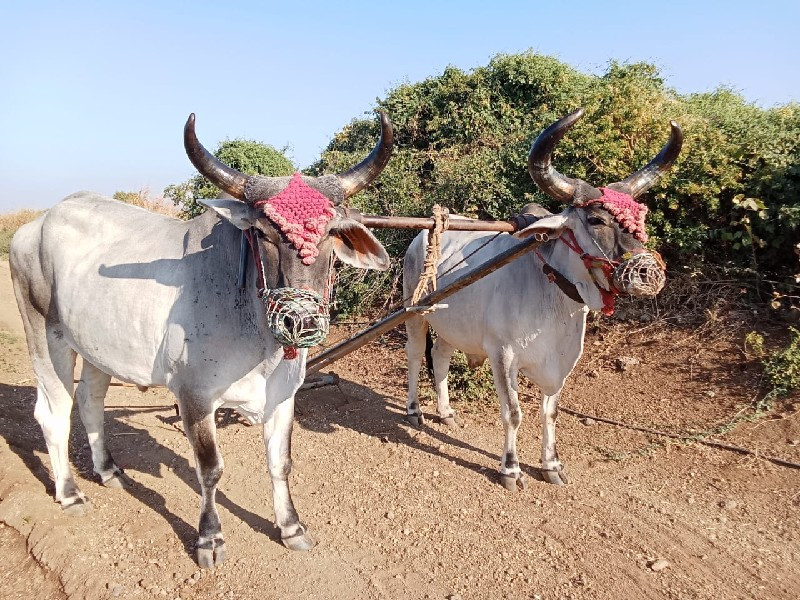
[440, 415, 458, 428]
[405, 414, 425, 427]
[282, 525, 316, 551]
[541, 465, 570, 486]
[102, 471, 126, 489]
[500, 472, 527, 492]
[197, 540, 227, 569]
[62, 497, 91, 516]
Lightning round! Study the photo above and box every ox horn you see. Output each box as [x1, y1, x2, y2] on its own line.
[528, 108, 586, 203]
[184, 113, 250, 201]
[337, 111, 394, 199]
[614, 121, 683, 199]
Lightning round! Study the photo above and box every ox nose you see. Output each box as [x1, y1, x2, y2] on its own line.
[612, 252, 666, 297]
[263, 287, 331, 348]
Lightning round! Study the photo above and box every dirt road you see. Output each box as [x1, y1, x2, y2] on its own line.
[1, 260, 798, 599]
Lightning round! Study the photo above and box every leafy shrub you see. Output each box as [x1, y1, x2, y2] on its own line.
[313, 52, 800, 315]
[763, 327, 800, 395]
[744, 331, 766, 358]
[443, 352, 495, 403]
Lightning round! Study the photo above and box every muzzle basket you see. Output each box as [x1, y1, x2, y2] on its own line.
[263, 288, 330, 348]
[612, 252, 666, 297]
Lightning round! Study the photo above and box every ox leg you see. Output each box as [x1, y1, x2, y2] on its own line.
[31, 338, 89, 513]
[404, 315, 427, 426]
[488, 348, 526, 491]
[75, 361, 125, 488]
[540, 389, 569, 485]
[181, 406, 227, 568]
[431, 337, 458, 427]
[263, 396, 315, 551]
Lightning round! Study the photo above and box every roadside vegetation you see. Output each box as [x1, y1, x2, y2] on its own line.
[313, 53, 798, 323]
[0, 210, 42, 258]
[112, 188, 177, 217]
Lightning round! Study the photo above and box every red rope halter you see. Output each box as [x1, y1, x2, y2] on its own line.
[535, 230, 620, 316]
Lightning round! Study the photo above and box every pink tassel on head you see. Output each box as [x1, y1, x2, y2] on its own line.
[579, 188, 649, 242]
[254, 173, 336, 265]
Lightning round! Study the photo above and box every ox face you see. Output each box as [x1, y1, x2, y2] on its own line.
[518, 108, 681, 309]
[187, 113, 391, 350]
[201, 196, 389, 349]
[579, 203, 643, 260]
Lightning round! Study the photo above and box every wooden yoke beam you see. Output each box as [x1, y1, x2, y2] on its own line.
[306, 229, 551, 374]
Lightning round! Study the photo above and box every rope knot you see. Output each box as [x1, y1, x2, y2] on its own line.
[411, 204, 450, 307]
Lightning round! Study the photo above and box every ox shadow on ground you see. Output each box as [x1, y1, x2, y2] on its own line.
[0, 382, 279, 561]
[294, 375, 547, 486]
[1, 371, 549, 562]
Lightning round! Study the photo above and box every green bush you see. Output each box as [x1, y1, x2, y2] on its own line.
[764, 327, 800, 395]
[446, 352, 495, 402]
[313, 52, 800, 315]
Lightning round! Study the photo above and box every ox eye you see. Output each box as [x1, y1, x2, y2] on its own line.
[587, 216, 606, 226]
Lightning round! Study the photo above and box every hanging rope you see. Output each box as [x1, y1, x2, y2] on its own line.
[411, 204, 450, 305]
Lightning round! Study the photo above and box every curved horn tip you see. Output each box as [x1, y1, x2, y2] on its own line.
[670, 121, 684, 145]
[183, 113, 249, 200]
[615, 117, 684, 198]
[336, 110, 394, 199]
[376, 110, 393, 135]
[569, 107, 586, 120]
[526, 107, 590, 202]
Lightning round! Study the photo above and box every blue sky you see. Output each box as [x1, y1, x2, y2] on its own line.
[1, 0, 798, 211]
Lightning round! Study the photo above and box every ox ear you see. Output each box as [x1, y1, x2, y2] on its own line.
[513, 213, 569, 240]
[331, 220, 391, 271]
[198, 198, 258, 230]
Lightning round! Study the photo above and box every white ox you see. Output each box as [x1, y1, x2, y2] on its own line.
[404, 109, 682, 489]
[10, 113, 393, 567]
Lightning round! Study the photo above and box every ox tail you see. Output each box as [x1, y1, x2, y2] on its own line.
[424, 327, 434, 381]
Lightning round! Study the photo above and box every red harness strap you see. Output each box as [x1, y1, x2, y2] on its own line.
[536, 230, 620, 316]
[243, 228, 266, 294]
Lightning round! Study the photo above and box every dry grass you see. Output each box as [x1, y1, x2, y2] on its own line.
[0, 209, 43, 231]
[1, 190, 178, 258]
[0, 209, 43, 257]
[112, 187, 177, 217]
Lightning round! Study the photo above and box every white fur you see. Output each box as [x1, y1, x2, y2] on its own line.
[404, 208, 603, 485]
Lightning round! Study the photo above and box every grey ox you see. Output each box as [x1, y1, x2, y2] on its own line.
[404, 109, 682, 490]
[9, 112, 393, 567]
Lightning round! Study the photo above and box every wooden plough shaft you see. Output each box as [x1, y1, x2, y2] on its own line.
[306, 228, 551, 374]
